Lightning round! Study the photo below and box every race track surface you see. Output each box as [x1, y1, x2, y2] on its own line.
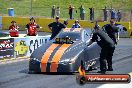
[0, 38, 132, 88]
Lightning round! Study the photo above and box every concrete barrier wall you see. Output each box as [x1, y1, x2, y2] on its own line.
[0, 35, 50, 59]
[129, 29, 132, 38]
[2, 16, 132, 37]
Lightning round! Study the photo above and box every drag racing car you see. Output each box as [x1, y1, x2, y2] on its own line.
[29, 28, 101, 73]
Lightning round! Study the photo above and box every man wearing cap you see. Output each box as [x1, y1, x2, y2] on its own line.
[48, 16, 65, 40]
[26, 17, 40, 36]
[101, 19, 125, 73]
[9, 21, 19, 37]
[102, 19, 119, 45]
[72, 20, 81, 28]
[87, 25, 115, 74]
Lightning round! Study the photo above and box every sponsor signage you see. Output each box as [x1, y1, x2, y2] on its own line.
[14, 35, 50, 57]
[0, 38, 14, 58]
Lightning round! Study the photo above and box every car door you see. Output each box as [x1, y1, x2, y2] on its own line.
[83, 29, 101, 62]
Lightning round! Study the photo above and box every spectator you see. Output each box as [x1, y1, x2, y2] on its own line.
[78, 5, 85, 20]
[9, 21, 19, 37]
[89, 7, 94, 21]
[25, 17, 40, 36]
[72, 20, 81, 28]
[69, 5, 74, 19]
[56, 6, 60, 17]
[117, 10, 122, 22]
[110, 9, 117, 19]
[51, 5, 56, 18]
[103, 6, 108, 21]
[48, 16, 66, 40]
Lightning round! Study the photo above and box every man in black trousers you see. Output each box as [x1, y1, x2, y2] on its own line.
[87, 24, 115, 74]
[89, 7, 94, 21]
[102, 19, 119, 45]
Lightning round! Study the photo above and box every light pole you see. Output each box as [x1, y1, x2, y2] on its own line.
[130, 9, 132, 22]
[10, 0, 12, 7]
[30, 0, 32, 16]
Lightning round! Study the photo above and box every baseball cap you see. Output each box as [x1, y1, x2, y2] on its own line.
[30, 17, 35, 21]
[56, 16, 59, 19]
[75, 20, 79, 23]
[11, 21, 16, 23]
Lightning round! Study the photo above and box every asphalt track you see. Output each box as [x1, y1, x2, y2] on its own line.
[0, 38, 132, 88]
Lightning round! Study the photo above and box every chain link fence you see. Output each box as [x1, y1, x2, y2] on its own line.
[0, 0, 132, 23]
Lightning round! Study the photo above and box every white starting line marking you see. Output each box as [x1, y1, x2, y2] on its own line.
[97, 73, 132, 88]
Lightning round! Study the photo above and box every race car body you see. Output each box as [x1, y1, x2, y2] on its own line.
[29, 28, 101, 73]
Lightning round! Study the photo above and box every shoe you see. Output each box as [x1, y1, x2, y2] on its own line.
[107, 68, 113, 71]
[97, 71, 106, 74]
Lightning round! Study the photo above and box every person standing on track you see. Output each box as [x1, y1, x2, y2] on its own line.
[48, 16, 66, 40]
[87, 24, 115, 74]
[102, 19, 119, 45]
[25, 17, 40, 36]
[9, 21, 19, 37]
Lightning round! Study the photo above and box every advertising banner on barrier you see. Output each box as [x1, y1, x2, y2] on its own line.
[14, 35, 50, 57]
[0, 16, 2, 30]
[0, 38, 14, 59]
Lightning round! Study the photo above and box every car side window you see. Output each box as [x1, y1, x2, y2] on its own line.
[82, 30, 91, 41]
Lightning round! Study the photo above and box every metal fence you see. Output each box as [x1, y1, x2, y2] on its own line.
[0, 0, 132, 22]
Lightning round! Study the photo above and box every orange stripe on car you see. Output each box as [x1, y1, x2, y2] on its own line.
[73, 28, 82, 32]
[41, 44, 59, 72]
[50, 44, 71, 72]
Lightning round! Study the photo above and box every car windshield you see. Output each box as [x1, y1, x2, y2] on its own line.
[57, 32, 81, 41]
[53, 32, 81, 44]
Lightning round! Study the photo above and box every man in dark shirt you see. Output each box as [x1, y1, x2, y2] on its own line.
[102, 19, 119, 44]
[89, 7, 94, 21]
[68, 5, 74, 19]
[87, 27, 115, 74]
[48, 16, 66, 40]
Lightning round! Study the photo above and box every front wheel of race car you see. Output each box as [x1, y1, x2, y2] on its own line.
[29, 58, 41, 74]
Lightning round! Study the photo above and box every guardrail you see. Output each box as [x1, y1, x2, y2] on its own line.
[1, 16, 132, 38]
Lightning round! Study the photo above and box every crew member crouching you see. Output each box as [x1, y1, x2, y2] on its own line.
[9, 21, 19, 37]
